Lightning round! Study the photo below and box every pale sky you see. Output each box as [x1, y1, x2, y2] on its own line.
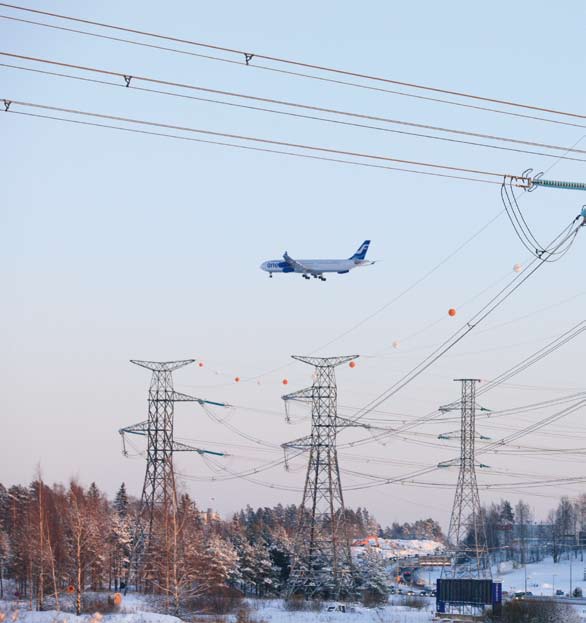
[2, 0, 586, 528]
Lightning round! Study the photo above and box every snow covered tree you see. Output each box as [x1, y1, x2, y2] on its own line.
[114, 483, 129, 517]
[0, 527, 10, 600]
[250, 539, 279, 596]
[356, 548, 390, 606]
[64, 482, 95, 615]
[200, 534, 239, 591]
[109, 504, 132, 590]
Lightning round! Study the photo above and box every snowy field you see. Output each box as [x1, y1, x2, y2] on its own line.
[5, 556, 586, 622]
[246, 598, 435, 622]
[0, 596, 436, 623]
[495, 555, 586, 597]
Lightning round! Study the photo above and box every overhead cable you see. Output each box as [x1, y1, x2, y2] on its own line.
[1, 4, 586, 123]
[2, 98, 534, 184]
[2, 54, 586, 163]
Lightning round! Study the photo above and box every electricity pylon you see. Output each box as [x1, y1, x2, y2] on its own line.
[282, 355, 357, 599]
[119, 359, 226, 588]
[439, 379, 491, 578]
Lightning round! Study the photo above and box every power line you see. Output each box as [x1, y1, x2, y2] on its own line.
[3, 16, 586, 136]
[3, 54, 586, 163]
[2, 3, 585, 123]
[3, 99, 533, 184]
[343, 222, 584, 430]
[6, 109, 506, 187]
[337, 318, 586, 453]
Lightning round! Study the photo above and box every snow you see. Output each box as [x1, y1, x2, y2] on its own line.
[0, 597, 436, 623]
[0, 593, 185, 623]
[244, 599, 435, 622]
[5, 556, 586, 623]
[0, 605, 183, 623]
[495, 555, 586, 597]
[352, 538, 444, 559]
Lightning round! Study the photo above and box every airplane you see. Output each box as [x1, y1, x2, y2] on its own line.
[260, 240, 374, 281]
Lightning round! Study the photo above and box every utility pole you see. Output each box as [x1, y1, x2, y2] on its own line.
[440, 379, 491, 579]
[570, 559, 573, 597]
[119, 359, 226, 589]
[282, 355, 357, 599]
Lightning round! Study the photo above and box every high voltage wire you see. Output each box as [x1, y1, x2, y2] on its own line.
[337, 397, 586, 490]
[193, 387, 586, 487]
[1, 4, 586, 125]
[478, 321, 586, 395]
[336, 319, 586, 451]
[184, 392, 586, 493]
[3, 17, 586, 135]
[342, 222, 584, 431]
[3, 54, 586, 164]
[9, 108, 504, 185]
[2, 99, 532, 184]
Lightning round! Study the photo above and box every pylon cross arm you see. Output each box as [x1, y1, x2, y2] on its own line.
[170, 390, 228, 406]
[172, 441, 225, 456]
[119, 420, 148, 436]
[282, 387, 313, 403]
[282, 435, 312, 450]
[336, 416, 371, 429]
[292, 355, 358, 368]
[130, 359, 195, 372]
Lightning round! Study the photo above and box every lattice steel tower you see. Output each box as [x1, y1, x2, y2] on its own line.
[282, 355, 357, 599]
[119, 359, 225, 585]
[440, 379, 491, 578]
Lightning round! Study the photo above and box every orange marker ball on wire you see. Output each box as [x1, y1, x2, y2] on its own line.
[349, 360, 356, 368]
[234, 376, 240, 383]
[198, 362, 204, 368]
[448, 308, 457, 317]
[282, 378, 289, 385]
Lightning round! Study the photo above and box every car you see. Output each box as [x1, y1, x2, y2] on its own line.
[406, 590, 416, 596]
[419, 590, 429, 596]
[556, 589, 565, 596]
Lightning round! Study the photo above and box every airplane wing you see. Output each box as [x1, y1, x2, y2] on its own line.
[283, 251, 320, 275]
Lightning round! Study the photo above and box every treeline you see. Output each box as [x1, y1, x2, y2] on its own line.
[483, 496, 586, 565]
[380, 518, 444, 541]
[0, 478, 441, 613]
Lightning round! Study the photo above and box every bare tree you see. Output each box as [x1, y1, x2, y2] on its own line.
[515, 500, 532, 565]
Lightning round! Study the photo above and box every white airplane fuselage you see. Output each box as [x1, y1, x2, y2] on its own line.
[260, 258, 370, 275]
[260, 240, 373, 280]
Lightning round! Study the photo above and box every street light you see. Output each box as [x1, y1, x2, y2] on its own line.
[570, 559, 573, 597]
[553, 574, 557, 597]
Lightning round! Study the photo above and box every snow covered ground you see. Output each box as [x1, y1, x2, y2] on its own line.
[5, 556, 586, 623]
[494, 555, 586, 597]
[352, 538, 444, 560]
[0, 602, 183, 623]
[0, 597, 436, 623]
[247, 598, 434, 622]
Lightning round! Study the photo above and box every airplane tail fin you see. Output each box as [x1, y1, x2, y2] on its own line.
[349, 240, 370, 260]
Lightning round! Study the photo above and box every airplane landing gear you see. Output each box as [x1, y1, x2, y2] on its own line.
[319, 276, 327, 281]
[269, 273, 273, 278]
[302, 274, 310, 280]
